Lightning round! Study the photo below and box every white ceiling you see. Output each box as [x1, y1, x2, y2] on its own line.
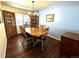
[2, 1, 63, 11]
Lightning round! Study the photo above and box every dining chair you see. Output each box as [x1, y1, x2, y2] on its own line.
[20, 26, 33, 48]
[34, 27, 49, 51]
[41, 28, 49, 51]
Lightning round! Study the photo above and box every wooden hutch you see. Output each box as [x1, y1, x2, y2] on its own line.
[30, 15, 39, 28]
[3, 10, 17, 39]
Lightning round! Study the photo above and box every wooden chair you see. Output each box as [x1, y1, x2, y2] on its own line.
[34, 27, 49, 51]
[41, 28, 49, 51]
[20, 26, 33, 48]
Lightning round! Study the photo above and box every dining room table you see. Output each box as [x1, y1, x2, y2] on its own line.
[25, 27, 48, 47]
[25, 27, 46, 37]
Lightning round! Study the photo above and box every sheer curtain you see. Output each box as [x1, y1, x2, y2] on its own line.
[24, 15, 30, 27]
[15, 13, 30, 34]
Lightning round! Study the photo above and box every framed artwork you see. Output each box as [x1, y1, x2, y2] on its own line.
[0, 10, 2, 23]
[46, 14, 54, 22]
[0, 18, 2, 23]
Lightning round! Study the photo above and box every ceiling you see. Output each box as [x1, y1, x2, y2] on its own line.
[2, 1, 63, 11]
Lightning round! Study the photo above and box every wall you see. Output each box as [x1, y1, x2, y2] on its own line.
[0, 23, 7, 58]
[39, 2, 79, 40]
[0, 2, 7, 58]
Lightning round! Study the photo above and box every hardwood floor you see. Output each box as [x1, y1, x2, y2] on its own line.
[6, 34, 60, 58]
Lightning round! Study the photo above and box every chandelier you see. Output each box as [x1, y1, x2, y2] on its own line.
[31, 1, 38, 15]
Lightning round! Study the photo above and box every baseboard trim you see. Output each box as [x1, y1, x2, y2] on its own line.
[48, 35, 60, 41]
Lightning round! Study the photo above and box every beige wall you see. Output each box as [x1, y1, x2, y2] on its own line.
[0, 2, 31, 58]
[0, 23, 7, 58]
[0, 2, 7, 58]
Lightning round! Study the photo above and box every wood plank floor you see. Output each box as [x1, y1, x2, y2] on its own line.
[6, 34, 61, 58]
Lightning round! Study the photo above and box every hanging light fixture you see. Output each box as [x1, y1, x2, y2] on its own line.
[31, 1, 38, 16]
[32, 1, 34, 15]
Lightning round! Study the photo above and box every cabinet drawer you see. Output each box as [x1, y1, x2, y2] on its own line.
[61, 36, 77, 56]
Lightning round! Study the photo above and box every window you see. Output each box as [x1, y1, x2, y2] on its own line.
[15, 13, 23, 26]
[15, 13, 30, 34]
[24, 15, 30, 26]
[15, 13, 30, 26]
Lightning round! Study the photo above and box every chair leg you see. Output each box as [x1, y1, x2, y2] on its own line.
[22, 39, 27, 48]
[22, 42, 26, 48]
[33, 39, 38, 47]
[42, 40, 44, 51]
[20, 34, 23, 42]
[32, 38, 35, 47]
[33, 40, 35, 47]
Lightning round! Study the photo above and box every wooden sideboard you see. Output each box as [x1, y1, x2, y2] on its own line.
[61, 32, 79, 56]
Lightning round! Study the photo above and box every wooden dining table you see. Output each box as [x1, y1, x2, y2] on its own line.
[25, 27, 44, 37]
[25, 27, 48, 47]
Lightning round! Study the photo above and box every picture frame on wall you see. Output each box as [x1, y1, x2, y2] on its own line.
[0, 17, 2, 23]
[46, 14, 54, 22]
[0, 18, 1, 23]
[0, 10, 2, 23]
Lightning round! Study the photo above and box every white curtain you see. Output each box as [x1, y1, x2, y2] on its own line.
[15, 13, 30, 34]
